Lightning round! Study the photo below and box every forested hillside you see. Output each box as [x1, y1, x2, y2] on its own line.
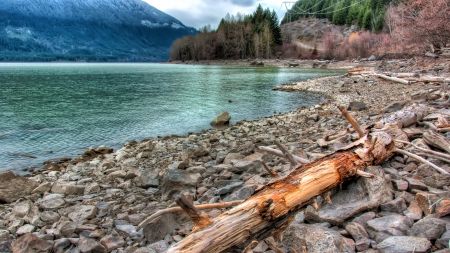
[170, 5, 282, 61]
[282, 0, 391, 32]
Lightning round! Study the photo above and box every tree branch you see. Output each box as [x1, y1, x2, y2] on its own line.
[395, 148, 449, 175]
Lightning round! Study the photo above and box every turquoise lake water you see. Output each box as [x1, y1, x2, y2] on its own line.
[0, 63, 343, 173]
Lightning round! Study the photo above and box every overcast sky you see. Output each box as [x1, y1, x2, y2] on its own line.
[142, 0, 289, 29]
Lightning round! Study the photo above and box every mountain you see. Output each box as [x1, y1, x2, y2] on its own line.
[0, 0, 197, 62]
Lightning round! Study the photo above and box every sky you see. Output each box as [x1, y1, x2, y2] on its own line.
[142, 0, 289, 29]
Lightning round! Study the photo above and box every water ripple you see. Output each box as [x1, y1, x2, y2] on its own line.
[0, 63, 344, 173]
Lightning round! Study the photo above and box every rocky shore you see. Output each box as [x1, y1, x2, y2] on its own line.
[1, 58, 450, 253]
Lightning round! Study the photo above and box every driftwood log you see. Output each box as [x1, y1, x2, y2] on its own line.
[140, 103, 449, 252]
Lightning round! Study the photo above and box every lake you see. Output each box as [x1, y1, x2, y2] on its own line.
[0, 63, 343, 173]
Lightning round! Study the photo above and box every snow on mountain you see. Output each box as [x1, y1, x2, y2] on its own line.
[0, 0, 197, 61]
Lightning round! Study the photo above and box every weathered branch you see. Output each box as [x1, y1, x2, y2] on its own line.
[338, 106, 365, 138]
[175, 194, 212, 231]
[136, 200, 243, 231]
[259, 146, 310, 164]
[261, 160, 278, 178]
[274, 140, 300, 168]
[396, 140, 450, 160]
[394, 148, 449, 175]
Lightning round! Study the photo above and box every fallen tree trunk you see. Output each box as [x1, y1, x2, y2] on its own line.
[154, 103, 442, 252]
[374, 74, 410, 85]
[165, 131, 396, 252]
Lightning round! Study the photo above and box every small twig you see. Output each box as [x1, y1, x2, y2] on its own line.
[260, 160, 277, 177]
[418, 121, 438, 131]
[396, 140, 450, 158]
[259, 146, 310, 164]
[437, 127, 450, 133]
[356, 169, 375, 178]
[416, 152, 450, 164]
[366, 137, 378, 156]
[137, 200, 243, 231]
[242, 241, 259, 253]
[275, 140, 300, 168]
[395, 148, 450, 175]
[311, 198, 319, 211]
[338, 106, 365, 138]
[429, 198, 443, 211]
[265, 238, 284, 253]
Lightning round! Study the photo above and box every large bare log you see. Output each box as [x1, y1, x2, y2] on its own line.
[374, 74, 410, 85]
[156, 104, 437, 252]
[165, 131, 396, 252]
[377, 103, 428, 128]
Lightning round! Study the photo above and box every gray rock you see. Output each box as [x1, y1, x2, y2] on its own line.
[345, 221, 369, 241]
[381, 101, 406, 113]
[31, 182, 52, 194]
[161, 170, 202, 200]
[377, 236, 431, 253]
[40, 211, 61, 224]
[223, 153, 245, 165]
[403, 200, 423, 221]
[135, 247, 157, 253]
[116, 224, 142, 238]
[407, 217, 447, 240]
[436, 230, 450, 249]
[68, 205, 97, 222]
[0, 171, 39, 203]
[423, 174, 450, 189]
[405, 177, 427, 191]
[78, 237, 107, 253]
[411, 90, 429, 101]
[367, 214, 413, 243]
[187, 166, 206, 174]
[142, 211, 189, 244]
[51, 181, 76, 194]
[352, 212, 376, 228]
[0, 230, 10, 240]
[16, 224, 36, 235]
[211, 112, 231, 126]
[181, 146, 209, 160]
[281, 223, 355, 253]
[53, 238, 70, 252]
[11, 233, 53, 253]
[147, 240, 169, 253]
[368, 55, 376, 61]
[216, 151, 228, 164]
[348, 101, 366, 111]
[100, 234, 125, 251]
[36, 194, 66, 210]
[223, 185, 255, 201]
[380, 197, 407, 213]
[65, 184, 85, 195]
[84, 182, 101, 194]
[135, 169, 159, 189]
[13, 201, 31, 218]
[233, 160, 263, 174]
[305, 166, 393, 225]
[215, 182, 244, 195]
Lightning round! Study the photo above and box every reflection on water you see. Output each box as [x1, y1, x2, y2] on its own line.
[0, 63, 344, 173]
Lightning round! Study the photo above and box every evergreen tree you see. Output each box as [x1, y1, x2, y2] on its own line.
[270, 10, 283, 45]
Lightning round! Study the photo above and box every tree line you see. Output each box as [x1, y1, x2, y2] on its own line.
[281, 0, 392, 32]
[169, 5, 282, 61]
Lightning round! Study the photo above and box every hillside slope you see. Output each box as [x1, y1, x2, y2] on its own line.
[0, 0, 197, 61]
